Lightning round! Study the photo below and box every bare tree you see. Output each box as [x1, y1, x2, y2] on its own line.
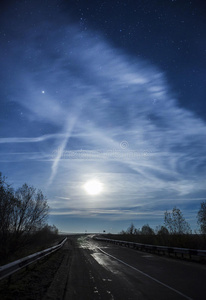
[157, 225, 169, 235]
[13, 184, 49, 237]
[0, 173, 53, 262]
[164, 207, 191, 234]
[126, 223, 136, 235]
[0, 174, 16, 240]
[0, 173, 19, 257]
[197, 201, 206, 234]
[141, 224, 154, 235]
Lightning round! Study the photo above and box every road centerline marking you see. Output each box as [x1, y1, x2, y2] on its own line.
[97, 247, 193, 300]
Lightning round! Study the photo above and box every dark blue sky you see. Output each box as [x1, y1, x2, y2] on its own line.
[0, 0, 206, 233]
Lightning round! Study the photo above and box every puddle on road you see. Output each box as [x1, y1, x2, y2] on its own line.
[78, 236, 109, 252]
[78, 236, 97, 251]
[91, 253, 108, 267]
[91, 253, 121, 276]
[78, 236, 123, 277]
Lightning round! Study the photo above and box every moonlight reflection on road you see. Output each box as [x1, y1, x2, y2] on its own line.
[84, 179, 103, 195]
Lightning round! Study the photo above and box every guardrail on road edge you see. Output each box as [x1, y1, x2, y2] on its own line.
[0, 238, 67, 281]
[94, 237, 206, 259]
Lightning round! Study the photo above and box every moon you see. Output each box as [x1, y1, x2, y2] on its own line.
[84, 179, 103, 195]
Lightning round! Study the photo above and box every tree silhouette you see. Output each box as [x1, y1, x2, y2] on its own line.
[141, 224, 154, 235]
[197, 201, 206, 234]
[164, 207, 191, 234]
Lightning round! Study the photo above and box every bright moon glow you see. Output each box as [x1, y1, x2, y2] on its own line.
[84, 180, 103, 195]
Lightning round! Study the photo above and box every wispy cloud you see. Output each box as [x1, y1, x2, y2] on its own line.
[0, 133, 66, 144]
[47, 116, 77, 187]
[0, 3, 206, 229]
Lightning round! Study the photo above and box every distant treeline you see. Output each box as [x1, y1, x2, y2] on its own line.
[0, 172, 59, 265]
[113, 205, 206, 249]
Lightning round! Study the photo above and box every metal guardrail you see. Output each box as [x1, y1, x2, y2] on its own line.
[94, 237, 206, 259]
[0, 238, 67, 281]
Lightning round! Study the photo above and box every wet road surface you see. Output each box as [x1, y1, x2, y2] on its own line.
[64, 235, 206, 300]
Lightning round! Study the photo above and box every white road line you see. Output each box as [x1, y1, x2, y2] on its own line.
[97, 247, 193, 300]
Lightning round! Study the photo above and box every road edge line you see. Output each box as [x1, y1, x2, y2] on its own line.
[97, 247, 193, 300]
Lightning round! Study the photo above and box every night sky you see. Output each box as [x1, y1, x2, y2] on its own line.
[0, 0, 206, 233]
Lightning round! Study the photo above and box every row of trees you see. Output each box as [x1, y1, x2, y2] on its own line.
[0, 173, 58, 263]
[117, 205, 206, 249]
[121, 205, 206, 236]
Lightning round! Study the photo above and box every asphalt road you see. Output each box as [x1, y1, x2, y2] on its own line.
[64, 235, 206, 300]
